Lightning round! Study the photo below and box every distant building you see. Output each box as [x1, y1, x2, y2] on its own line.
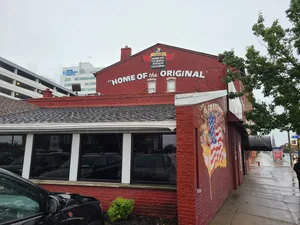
[60, 62, 103, 95]
[0, 56, 75, 100]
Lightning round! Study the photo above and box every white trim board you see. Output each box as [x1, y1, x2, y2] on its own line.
[0, 121, 176, 133]
[228, 82, 243, 120]
[174, 90, 227, 106]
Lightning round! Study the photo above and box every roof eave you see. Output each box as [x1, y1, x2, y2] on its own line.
[0, 121, 176, 133]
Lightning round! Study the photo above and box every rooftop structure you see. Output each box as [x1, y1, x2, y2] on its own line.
[0, 56, 75, 100]
[60, 61, 103, 95]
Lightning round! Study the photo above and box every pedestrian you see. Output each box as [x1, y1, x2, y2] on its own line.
[293, 156, 300, 190]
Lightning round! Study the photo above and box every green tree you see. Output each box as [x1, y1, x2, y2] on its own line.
[222, 0, 300, 135]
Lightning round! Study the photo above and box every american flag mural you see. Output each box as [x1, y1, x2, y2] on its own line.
[200, 103, 227, 199]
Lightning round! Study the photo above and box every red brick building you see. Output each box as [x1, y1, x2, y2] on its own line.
[0, 43, 269, 225]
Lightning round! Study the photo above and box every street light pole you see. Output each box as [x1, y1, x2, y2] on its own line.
[298, 138, 300, 158]
[288, 130, 293, 166]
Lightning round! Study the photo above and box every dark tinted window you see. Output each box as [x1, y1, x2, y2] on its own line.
[132, 133, 176, 185]
[78, 134, 122, 182]
[30, 134, 72, 180]
[0, 135, 26, 176]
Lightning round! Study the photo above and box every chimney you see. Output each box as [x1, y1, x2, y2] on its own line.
[120, 46, 132, 61]
[43, 88, 53, 98]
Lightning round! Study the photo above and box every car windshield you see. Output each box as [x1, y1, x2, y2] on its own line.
[61, 155, 98, 169]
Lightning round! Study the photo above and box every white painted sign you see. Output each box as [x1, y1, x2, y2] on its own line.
[108, 70, 205, 86]
[228, 82, 243, 120]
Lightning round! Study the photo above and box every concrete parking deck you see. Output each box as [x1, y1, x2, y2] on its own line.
[210, 152, 300, 225]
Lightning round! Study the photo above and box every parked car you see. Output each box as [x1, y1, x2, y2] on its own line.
[40, 153, 122, 180]
[132, 153, 176, 184]
[0, 168, 104, 225]
[0, 152, 70, 177]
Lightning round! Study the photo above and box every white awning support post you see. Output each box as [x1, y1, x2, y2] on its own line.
[69, 133, 80, 181]
[121, 133, 132, 184]
[22, 134, 34, 179]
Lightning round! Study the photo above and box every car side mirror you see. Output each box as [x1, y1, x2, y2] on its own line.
[47, 195, 61, 214]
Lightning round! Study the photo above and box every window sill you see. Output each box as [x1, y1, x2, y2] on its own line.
[31, 179, 177, 191]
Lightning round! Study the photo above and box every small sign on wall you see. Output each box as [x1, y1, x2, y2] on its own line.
[151, 54, 166, 69]
[142, 48, 175, 69]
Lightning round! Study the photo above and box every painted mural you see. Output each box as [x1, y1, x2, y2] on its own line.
[200, 103, 227, 199]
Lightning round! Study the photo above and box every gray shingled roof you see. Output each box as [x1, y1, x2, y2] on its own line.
[0, 96, 39, 117]
[0, 104, 176, 124]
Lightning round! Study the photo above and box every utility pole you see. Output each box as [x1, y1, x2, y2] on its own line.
[288, 130, 293, 166]
[298, 138, 300, 158]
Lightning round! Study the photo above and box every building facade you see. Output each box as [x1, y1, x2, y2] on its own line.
[60, 62, 103, 95]
[0, 44, 270, 225]
[0, 56, 74, 100]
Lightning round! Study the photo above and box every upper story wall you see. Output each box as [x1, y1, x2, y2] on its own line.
[95, 44, 227, 95]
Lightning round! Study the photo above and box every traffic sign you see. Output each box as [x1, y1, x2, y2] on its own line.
[292, 135, 300, 139]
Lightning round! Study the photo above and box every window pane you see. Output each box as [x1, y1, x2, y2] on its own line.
[0, 177, 40, 223]
[167, 79, 176, 92]
[30, 134, 72, 180]
[148, 80, 156, 93]
[78, 134, 122, 182]
[0, 135, 26, 176]
[132, 133, 176, 185]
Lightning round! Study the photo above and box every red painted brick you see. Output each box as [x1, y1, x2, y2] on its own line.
[26, 93, 175, 108]
[95, 44, 227, 96]
[175, 97, 240, 225]
[41, 184, 177, 218]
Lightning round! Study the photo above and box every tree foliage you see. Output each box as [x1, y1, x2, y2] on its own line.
[222, 0, 300, 135]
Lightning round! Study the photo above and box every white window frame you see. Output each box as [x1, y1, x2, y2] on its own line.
[167, 78, 176, 92]
[121, 133, 132, 184]
[20, 130, 175, 185]
[22, 134, 34, 179]
[69, 133, 80, 181]
[147, 79, 156, 93]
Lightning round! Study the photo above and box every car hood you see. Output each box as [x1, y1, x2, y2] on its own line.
[54, 192, 99, 208]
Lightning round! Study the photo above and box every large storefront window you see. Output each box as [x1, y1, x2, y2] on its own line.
[30, 134, 72, 180]
[78, 134, 122, 182]
[131, 133, 176, 185]
[0, 135, 26, 176]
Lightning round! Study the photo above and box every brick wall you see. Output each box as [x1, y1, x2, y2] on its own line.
[237, 134, 244, 185]
[176, 105, 197, 225]
[26, 93, 175, 108]
[228, 125, 240, 189]
[195, 97, 234, 225]
[96, 44, 227, 96]
[41, 184, 177, 218]
[244, 151, 250, 175]
[176, 97, 236, 225]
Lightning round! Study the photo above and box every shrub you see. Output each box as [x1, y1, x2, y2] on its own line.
[107, 197, 135, 222]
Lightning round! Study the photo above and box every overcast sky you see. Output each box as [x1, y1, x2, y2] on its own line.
[0, 0, 295, 145]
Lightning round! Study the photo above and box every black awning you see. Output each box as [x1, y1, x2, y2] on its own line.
[242, 135, 272, 151]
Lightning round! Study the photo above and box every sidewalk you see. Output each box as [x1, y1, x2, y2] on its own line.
[209, 152, 300, 225]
